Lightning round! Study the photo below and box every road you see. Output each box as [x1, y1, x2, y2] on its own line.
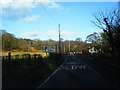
[37, 55, 116, 88]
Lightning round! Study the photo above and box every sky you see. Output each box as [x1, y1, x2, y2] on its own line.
[0, 0, 119, 41]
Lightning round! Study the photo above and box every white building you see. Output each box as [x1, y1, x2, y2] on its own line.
[89, 47, 98, 54]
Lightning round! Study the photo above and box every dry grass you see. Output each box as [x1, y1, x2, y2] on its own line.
[1, 51, 47, 57]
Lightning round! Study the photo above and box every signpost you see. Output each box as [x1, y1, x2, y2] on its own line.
[43, 46, 56, 53]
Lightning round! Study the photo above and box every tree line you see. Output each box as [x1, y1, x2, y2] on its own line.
[0, 30, 88, 53]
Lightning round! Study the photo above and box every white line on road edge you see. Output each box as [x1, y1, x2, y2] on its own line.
[36, 56, 68, 89]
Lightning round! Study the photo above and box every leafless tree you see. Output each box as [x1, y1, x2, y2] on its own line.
[85, 32, 101, 43]
[92, 8, 120, 60]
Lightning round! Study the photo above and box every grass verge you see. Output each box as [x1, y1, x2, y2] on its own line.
[2, 53, 67, 89]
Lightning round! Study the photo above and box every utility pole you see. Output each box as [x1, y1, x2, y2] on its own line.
[58, 24, 61, 53]
[69, 40, 70, 54]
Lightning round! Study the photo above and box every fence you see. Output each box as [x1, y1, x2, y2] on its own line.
[2, 52, 68, 88]
[2, 52, 43, 65]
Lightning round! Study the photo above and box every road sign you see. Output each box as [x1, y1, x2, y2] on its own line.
[43, 46, 56, 52]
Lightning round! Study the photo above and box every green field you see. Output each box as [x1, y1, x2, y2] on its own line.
[1, 51, 47, 57]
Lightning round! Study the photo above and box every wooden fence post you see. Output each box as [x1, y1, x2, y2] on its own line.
[15, 55, 19, 60]
[27, 54, 32, 72]
[38, 55, 42, 60]
[2, 56, 4, 64]
[28, 54, 31, 63]
[34, 54, 37, 61]
[7, 52, 12, 76]
[8, 52, 11, 62]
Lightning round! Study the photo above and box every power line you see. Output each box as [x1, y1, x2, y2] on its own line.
[41, 5, 59, 24]
[40, 6, 62, 53]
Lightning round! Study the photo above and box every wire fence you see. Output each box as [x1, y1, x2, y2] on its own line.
[2, 52, 43, 65]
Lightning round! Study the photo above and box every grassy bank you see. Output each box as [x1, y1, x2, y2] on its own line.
[1, 51, 47, 57]
[2, 53, 67, 88]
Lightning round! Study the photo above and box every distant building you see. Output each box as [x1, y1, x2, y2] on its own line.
[89, 47, 98, 54]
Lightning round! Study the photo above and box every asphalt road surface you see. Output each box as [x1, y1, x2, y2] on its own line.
[37, 55, 116, 88]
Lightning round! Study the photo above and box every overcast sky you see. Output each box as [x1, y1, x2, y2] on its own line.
[0, 0, 119, 41]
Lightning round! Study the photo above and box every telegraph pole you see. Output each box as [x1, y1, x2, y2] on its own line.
[69, 40, 70, 54]
[58, 24, 61, 53]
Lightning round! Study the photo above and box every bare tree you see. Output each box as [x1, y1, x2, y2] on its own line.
[92, 8, 120, 60]
[85, 32, 101, 43]
[76, 37, 82, 42]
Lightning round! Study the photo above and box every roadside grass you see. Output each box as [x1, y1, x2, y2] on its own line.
[1, 51, 47, 57]
[2, 53, 67, 88]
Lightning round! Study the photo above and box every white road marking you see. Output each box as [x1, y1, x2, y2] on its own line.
[37, 56, 68, 89]
[66, 65, 71, 70]
[71, 65, 77, 70]
[60, 56, 86, 70]
[78, 65, 86, 69]
[37, 56, 119, 89]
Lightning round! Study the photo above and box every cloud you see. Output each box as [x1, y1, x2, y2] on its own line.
[0, 0, 34, 9]
[0, 0, 61, 9]
[0, 0, 62, 21]
[18, 15, 40, 22]
[47, 29, 75, 37]
[21, 31, 40, 37]
[61, 30, 74, 37]
[47, 30, 57, 37]
[48, 2, 61, 8]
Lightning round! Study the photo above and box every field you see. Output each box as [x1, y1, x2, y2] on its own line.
[1, 51, 47, 57]
[2, 50, 67, 88]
